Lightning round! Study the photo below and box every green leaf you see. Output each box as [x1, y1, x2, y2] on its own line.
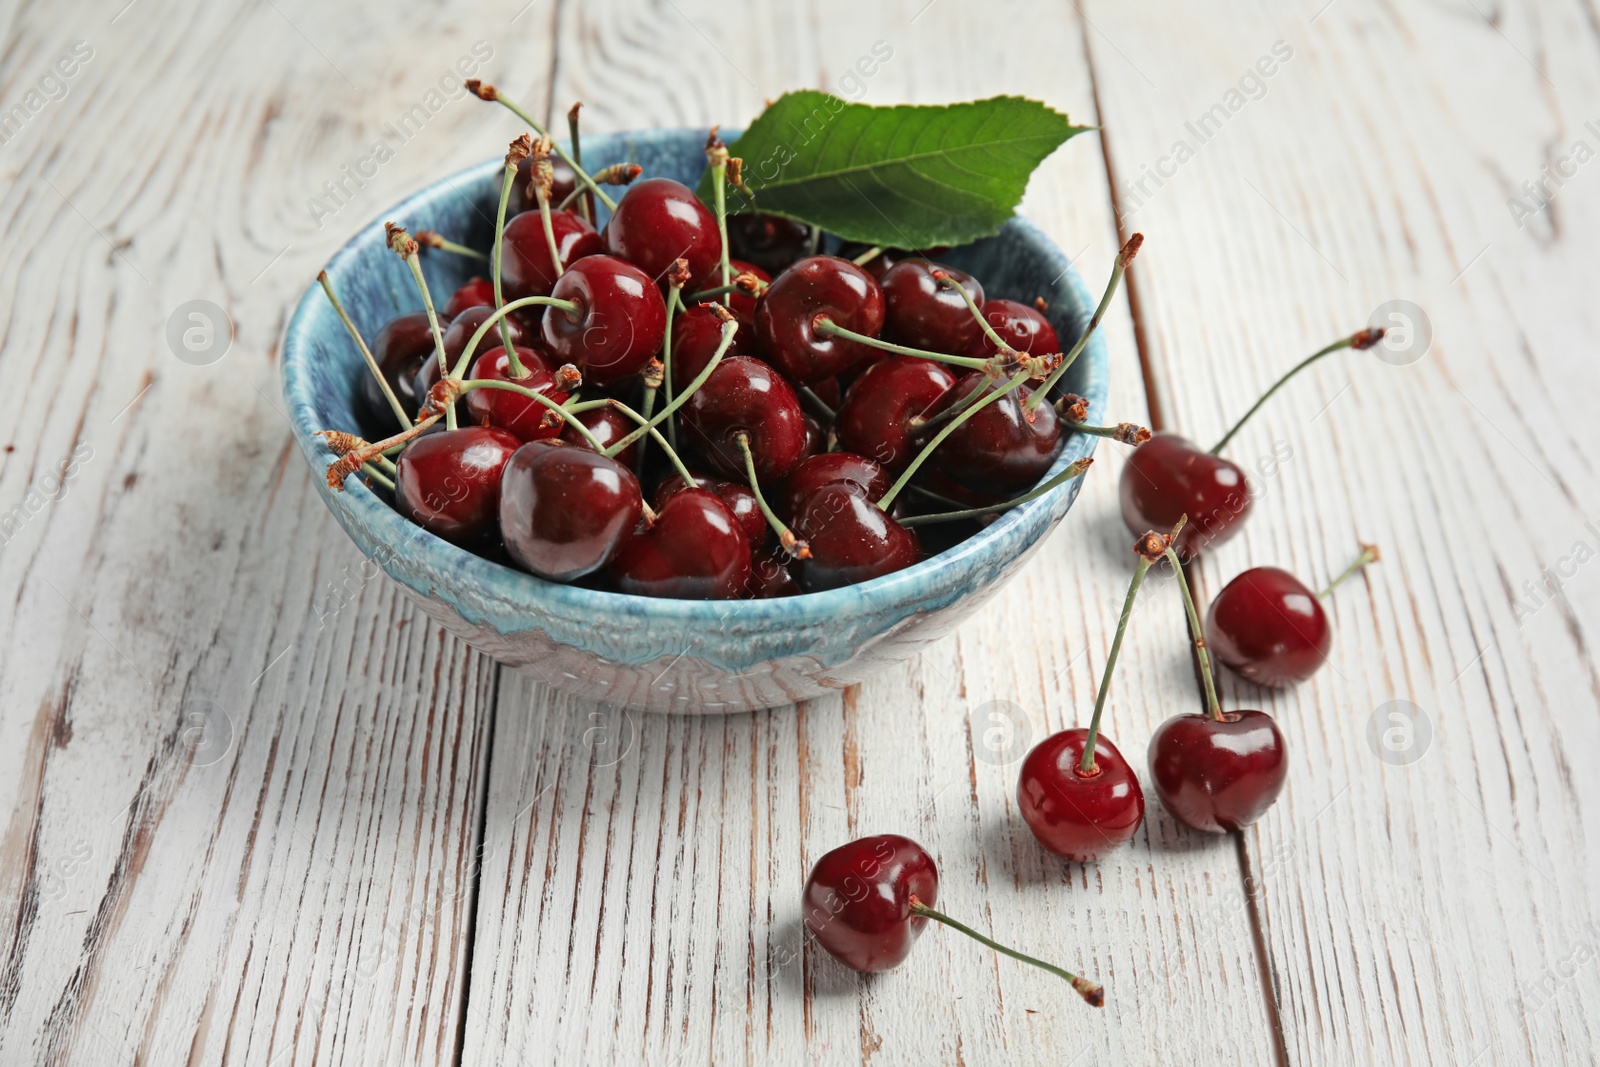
[698, 92, 1092, 249]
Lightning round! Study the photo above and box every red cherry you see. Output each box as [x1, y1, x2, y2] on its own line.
[364, 312, 434, 428]
[694, 258, 770, 320]
[1017, 731, 1144, 862]
[803, 834, 938, 973]
[443, 277, 496, 318]
[1205, 567, 1330, 687]
[603, 177, 721, 285]
[923, 373, 1063, 494]
[777, 452, 889, 522]
[744, 547, 800, 598]
[561, 405, 639, 469]
[542, 255, 668, 386]
[608, 487, 752, 599]
[1119, 433, 1251, 560]
[725, 212, 811, 276]
[653, 472, 765, 548]
[1148, 710, 1288, 833]
[440, 305, 529, 368]
[680, 356, 808, 482]
[835, 356, 957, 473]
[964, 298, 1059, 359]
[669, 302, 753, 392]
[512, 154, 577, 215]
[393, 426, 520, 545]
[499, 439, 643, 581]
[755, 255, 885, 385]
[791, 483, 920, 591]
[880, 261, 985, 352]
[463, 347, 565, 442]
[500, 209, 604, 300]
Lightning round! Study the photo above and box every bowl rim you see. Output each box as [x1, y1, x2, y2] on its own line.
[280, 131, 1108, 630]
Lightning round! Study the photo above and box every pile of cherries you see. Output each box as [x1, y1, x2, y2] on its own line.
[319, 122, 1137, 602]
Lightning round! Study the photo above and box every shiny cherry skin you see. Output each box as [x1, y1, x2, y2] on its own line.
[603, 177, 721, 286]
[1016, 730, 1144, 862]
[802, 834, 938, 973]
[499, 439, 643, 581]
[561, 405, 639, 469]
[653, 472, 765, 548]
[1148, 710, 1288, 833]
[365, 312, 434, 428]
[511, 154, 578, 215]
[835, 356, 957, 473]
[1119, 433, 1251, 560]
[726, 212, 812, 276]
[464, 347, 565, 442]
[440, 305, 529, 368]
[694, 258, 770, 321]
[542, 255, 668, 386]
[1205, 567, 1330, 686]
[669, 302, 754, 391]
[777, 452, 889, 522]
[443, 277, 495, 318]
[393, 426, 520, 546]
[680, 356, 808, 482]
[744, 547, 801, 598]
[880, 261, 985, 352]
[791, 483, 921, 592]
[501, 209, 604, 300]
[755, 255, 886, 386]
[965, 298, 1060, 359]
[923, 373, 1063, 494]
[608, 487, 752, 599]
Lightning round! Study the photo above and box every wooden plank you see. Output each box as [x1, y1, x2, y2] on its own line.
[462, 1, 1280, 1063]
[1081, 1, 1600, 1062]
[0, 1, 559, 1062]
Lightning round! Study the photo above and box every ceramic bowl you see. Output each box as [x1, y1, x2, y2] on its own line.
[281, 128, 1108, 713]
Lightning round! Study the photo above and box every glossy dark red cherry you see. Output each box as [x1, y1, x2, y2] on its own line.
[835, 356, 957, 473]
[1017, 730, 1144, 862]
[542, 255, 668, 386]
[501, 209, 604, 300]
[726, 212, 811, 276]
[365, 312, 435, 428]
[922, 373, 1064, 494]
[755, 255, 885, 385]
[1148, 710, 1288, 833]
[653, 472, 765, 548]
[464, 347, 565, 442]
[681, 356, 808, 482]
[603, 177, 721, 285]
[777, 452, 889, 522]
[441, 305, 528, 367]
[880, 261, 984, 352]
[608, 487, 752, 599]
[393, 425, 520, 545]
[499, 439, 643, 581]
[512, 154, 577, 215]
[443, 277, 495, 318]
[669, 302, 752, 391]
[791, 483, 920, 592]
[1119, 433, 1251, 560]
[802, 834, 938, 973]
[1205, 567, 1330, 687]
[561, 405, 639, 468]
[744, 547, 800, 598]
[695, 258, 770, 321]
[965, 298, 1059, 359]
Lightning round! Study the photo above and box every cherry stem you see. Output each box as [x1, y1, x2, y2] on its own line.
[473, 86, 618, 211]
[798, 385, 836, 422]
[321, 414, 440, 489]
[318, 272, 412, 431]
[1025, 233, 1141, 413]
[360, 462, 395, 491]
[877, 369, 1032, 511]
[850, 245, 883, 266]
[711, 155, 731, 291]
[415, 231, 487, 261]
[596, 398, 695, 484]
[392, 240, 455, 430]
[1079, 551, 1155, 775]
[898, 458, 1093, 528]
[1318, 543, 1380, 599]
[635, 384, 658, 474]
[686, 280, 764, 303]
[1209, 327, 1383, 455]
[812, 317, 989, 372]
[661, 287, 683, 451]
[372, 454, 397, 476]
[492, 161, 525, 374]
[536, 182, 564, 278]
[906, 898, 1103, 1008]
[1062, 420, 1151, 445]
[602, 316, 738, 458]
[1162, 522, 1224, 721]
[936, 272, 1011, 355]
[567, 101, 595, 224]
[907, 369, 999, 437]
[456, 379, 606, 451]
[734, 432, 809, 559]
[447, 294, 581, 381]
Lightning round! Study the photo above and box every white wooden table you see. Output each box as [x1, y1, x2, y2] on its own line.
[3, 1, 1598, 1063]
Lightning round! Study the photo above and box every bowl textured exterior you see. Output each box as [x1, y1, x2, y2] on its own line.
[281, 128, 1108, 713]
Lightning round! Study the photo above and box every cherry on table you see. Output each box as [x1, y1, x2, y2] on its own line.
[755, 255, 886, 385]
[791, 482, 920, 592]
[1148, 710, 1288, 833]
[499, 439, 643, 581]
[680, 356, 808, 482]
[880, 261, 985, 353]
[393, 425, 520, 546]
[1119, 433, 1251, 560]
[603, 176, 721, 286]
[542, 255, 668, 386]
[835, 356, 957, 473]
[501, 208, 603, 300]
[608, 486, 752, 599]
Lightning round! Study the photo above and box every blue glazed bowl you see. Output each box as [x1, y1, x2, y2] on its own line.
[281, 128, 1107, 713]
